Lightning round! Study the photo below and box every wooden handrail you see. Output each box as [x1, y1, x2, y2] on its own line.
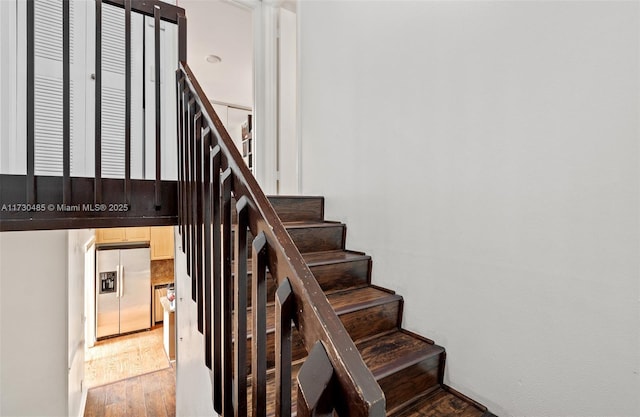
[178, 61, 385, 416]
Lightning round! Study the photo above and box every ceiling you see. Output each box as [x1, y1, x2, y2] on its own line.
[178, 0, 253, 108]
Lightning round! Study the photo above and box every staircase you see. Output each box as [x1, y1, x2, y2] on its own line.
[175, 60, 497, 417]
[0, 1, 495, 413]
[243, 196, 496, 417]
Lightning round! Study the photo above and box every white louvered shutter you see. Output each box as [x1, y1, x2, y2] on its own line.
[33, 0, 77, 175]
[33, 0, 144, 178]
[99, 3, 144, 179]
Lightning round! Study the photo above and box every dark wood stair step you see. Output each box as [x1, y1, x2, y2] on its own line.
[233, 196, 324, 224]
[267, 195, 325, 223]
[303, 250, 372, 293]
[242, 249, 372, 306]
[243, 221, 346, 254]
[279, 221, 346, 253]
[356, 330, 445, 413]
[244, 285, 401, 339]
[390, 388, 486, 417]
[238, 286, 403, 373]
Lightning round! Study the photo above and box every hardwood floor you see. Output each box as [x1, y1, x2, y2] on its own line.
[85, 327, 170, 388]
[84, 367, 176, 417]
[84, 327, 175, 417]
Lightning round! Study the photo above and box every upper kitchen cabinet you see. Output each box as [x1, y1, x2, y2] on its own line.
[95, 227, 151, 244]
[150, 226, 174, 260]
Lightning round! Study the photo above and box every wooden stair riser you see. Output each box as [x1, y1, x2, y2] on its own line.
[232, 223, 346, 257]
[380, 355, 443, 412]
[220, 195, 492, 417]
[232, 196, 325, 224]
[267, 196, 325, 223]
[307, 257, 371, 293]
[241, 256, 371, 307]
[252, 225, 345, 253]
[236, 294, 402, 374]
[338, 299, 403, 341]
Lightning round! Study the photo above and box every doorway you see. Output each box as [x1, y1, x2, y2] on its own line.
[81, 226, 176, 417]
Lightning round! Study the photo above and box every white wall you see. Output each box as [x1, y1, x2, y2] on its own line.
[298, 2, 640, 416]
[277, 7, 298, 195]
[173, 228, 217, 417]
[0, 229, 89, 417]
[67, 229, 93, 417]
[0, 230, 69, 416]
[180, 0, 253, 107]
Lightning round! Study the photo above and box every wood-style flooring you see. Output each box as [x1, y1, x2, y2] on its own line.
[84, 367, 176, 417]
[85, 327, 170, 388]
[84, 326, 175, 417]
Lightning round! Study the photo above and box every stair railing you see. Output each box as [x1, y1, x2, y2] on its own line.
[177, 62, 386, 416]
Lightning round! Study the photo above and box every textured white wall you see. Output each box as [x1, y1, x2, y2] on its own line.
[299, 2, 640, 416]
[67, 229, 93, 417]
[0, 230, 69, 416]
[173, 228, 217, 417]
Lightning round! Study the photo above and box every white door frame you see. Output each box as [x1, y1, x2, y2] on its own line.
[225, 0, 283, 195]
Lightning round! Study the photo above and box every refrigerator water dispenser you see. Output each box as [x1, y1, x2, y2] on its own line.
[99, 271, 117, 294]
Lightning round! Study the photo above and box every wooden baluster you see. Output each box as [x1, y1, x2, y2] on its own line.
[234, 196, 250, 417]
[275, 278, 294, 417]
[195, 112, 204, 333]
[211, 145, 223, 413]
[251, 232, 268, 417]
[177, 14, 187, 63]
[26, 0, 35, 205]
[202, 127, 212, 368]
[175, 73, 184, 237]
[180, 87, 189, 252]
[189, 101, 198, 300]
[185, 98, 195, 276]
[297, 342, 335, 417]
[221, 168, 234, 417]
[153, 5, 161, 208]
[123, 0, 131, 205]
[62, 0, 71, 205]
[94, 0, 102, 204]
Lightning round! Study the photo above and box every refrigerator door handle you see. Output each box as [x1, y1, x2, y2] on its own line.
[116, 264, 120, 298]
[120, 265, 125, 297]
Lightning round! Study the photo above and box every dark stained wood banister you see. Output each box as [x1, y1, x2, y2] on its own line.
[178, 61, 386, 416]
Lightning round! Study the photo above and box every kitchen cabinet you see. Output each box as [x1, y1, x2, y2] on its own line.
[150, 226, 174, 260]
[95, 227, 150, 244]
[160, 298, 175, 361]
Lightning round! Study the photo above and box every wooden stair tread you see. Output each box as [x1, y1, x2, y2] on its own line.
[282, 220, 342, 228]
[390, 389, 485, 417]
[225, 195, 494, 416]
[356, 331, 444, 380]
[244, 286, 400, 338]
[245, 250, 369, 272]
[302, 249, 370, 265]
[327, 286, 399, 314]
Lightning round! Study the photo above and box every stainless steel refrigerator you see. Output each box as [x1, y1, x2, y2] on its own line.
[96, 245, 151, 338]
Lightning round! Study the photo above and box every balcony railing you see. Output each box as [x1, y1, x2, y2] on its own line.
[0, 0, 185, 231]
